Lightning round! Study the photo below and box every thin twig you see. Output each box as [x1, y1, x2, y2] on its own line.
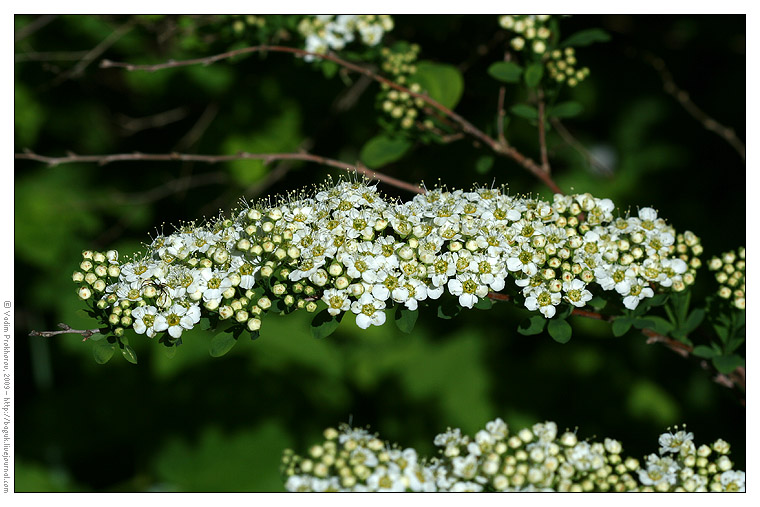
[550, 118, 614, 177]
[116, 106, 189, 135]
[15, 50, 90, 62]
[15, 14, 57, 42]
[537, 87, 551, 174]
[642, 51, 745, 161]
[99, 45, 563, 194]
[29, 323, 100, 341]
[15, 149, 424, 195]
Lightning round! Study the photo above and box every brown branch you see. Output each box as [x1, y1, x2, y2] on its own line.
[550, 118, 614, 177]
[487, 292, 745, 396]
[15, 14, 57, 42]
[29, 323, 100, 341]
[117, 106, 189, 135]
[99, 45, 563, 195]
[15, 149, 424, 195]
[643, 52, 745, 162]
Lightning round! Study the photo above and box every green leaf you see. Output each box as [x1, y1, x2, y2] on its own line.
[612, 317, 633, 337]
[640, 316, 674, 336]
[475, 155, 494, 175]
[692, 345, 718, 359]
[209, 331, 238, 357]
[163, 345, 177, 359]
[518, 315, 546, 336]
[669, 291, 691, 325]
[561, 28, 611, 47]
[510, 104, 538, 120]
[310, 309, 342, 339]
[474, 297, 493, 310]
[547, 319, 572, 344]
[524, 62, 544, 88]
[588, 295, 607, 311]
[682, 309, 705, 335]
[92, 340, 115, 364]
[394, 306, 418, 334]
[549, 101, 583, 119]
[121, 344, 138, 364]
[436, 299, 461, 320]
[410, 61, 464, 109]
[712, 354, 745, 375]
[359, 135, 412, 168]
[487, 61, 523, 83]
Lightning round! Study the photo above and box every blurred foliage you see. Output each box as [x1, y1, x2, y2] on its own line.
[14, 14, 744, 491]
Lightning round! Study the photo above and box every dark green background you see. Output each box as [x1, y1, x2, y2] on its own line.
[14, 15, 745, 491]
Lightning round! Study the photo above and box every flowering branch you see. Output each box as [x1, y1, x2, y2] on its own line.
[99, 45, 563, 194]
[14, 149, 424, 195]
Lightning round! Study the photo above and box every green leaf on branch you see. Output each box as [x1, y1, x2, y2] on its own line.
[561, 28, 611, 47]
[524, 62, 544, 88]
[518, 315, 546, 336]
[549, 101, 584, 119]
[712, 354, 745, 375]
[359, 135, 412, 168]
[436, 298, 461, 320]
[121, 344, 138, 364]
[510, 104, 538, 120]
[209, 331, 237, 357]
[310, 309, 342, 339]
[692, 345, 719, 359]
[487, 61, 523, 83]
[92, 340, 115, 364]
[394, 306, 418, 334]
[682, 308, 705, 335]
[638, 316, 674, 336]
[587, 295, 607, 310]
[410, 61, 464, 109]
[547, 319, 572, 344]
[612, 317, 633, 337]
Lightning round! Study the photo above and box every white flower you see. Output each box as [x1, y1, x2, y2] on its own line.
[322, 288, 351, 316]
[131, 305, 160, 338]
[153, 303, 201, 339]
[525, 290, 561, 318]
[447, 274, 488, 309]
[350, 293, 387, 329]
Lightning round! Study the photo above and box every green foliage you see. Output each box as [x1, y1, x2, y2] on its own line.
[549, 101, 584, 119]
[547, 318, 572, 344]
[310, 309, 342, 339]
[487, 61, 523, 83]
[409, 61, 464, 109]
[561, 28, 612, 47]
[360, 134, 413, 168]
[523, 62, 544, 88]
[394, 306, 418, 333]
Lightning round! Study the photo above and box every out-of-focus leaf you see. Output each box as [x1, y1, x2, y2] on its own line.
[360, 135, 412, 168]
[410, 61, 464, 109]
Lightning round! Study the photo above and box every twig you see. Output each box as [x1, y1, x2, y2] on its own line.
[15, 14, 57, 42]
[550, 118, 614, 177]
[117, 106, 189, 135]
[15, 50, 90, 62]
[537, 87, 551, 174]
[174, 102, 220, 151]
[99, 45, 563, 194]
[29, 323, 100, 341]
[643, 52, 745, 162]
[15, 149, 424, 195]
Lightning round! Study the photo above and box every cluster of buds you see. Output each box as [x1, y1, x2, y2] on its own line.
[230, 15, 266, 35]
[498, 15, 553, 54]
[378, 43, 425, 130]
[298, 15, 394, 61]
[74, 178, 700, 345]
[281, 419, 743, 492]
[545, 47, 590, 87]
[637, 426, 744, 492]
[707, 247, 745, 310]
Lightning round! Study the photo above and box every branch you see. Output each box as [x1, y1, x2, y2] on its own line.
[29, 323, 100, 341]
[550, 118, 614, 177]
[487, 292, 745, 397]
[537, 88, 551, 174]
[15, 149, 424, 195]
[99, 45, 563, 195]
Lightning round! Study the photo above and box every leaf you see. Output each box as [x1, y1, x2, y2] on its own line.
[487, 61, 523, 83]
[547, 319, 572, 344]
[561, 28, 611, 47]
[359, 135, 412, 168]
[510, 104, 538, 120]
[524, 62, 544, 88]
[209, 331, 237, 357]
[669, 291, 691, 326]
[639, 316, 674, 336]
[310, 309, 342, 339]
[611, 317, 633, 337]
[587, 295, 607, 311]
[474, 297, 493, 310]
[518, 315, 546, 336]
[549, 101, 583, 119]
[92, 340, 115, 364]
[121, 344, 138, 364]
[436, 299, 461, 320]
[712, 354, 745, 375]
[692, 345, 718, 359]
[475, 155, 494, 175]
[163, 345, 177, 359]
[682, 308, 706, 335]
[394, 306, 418, 334]
[410, 61, 464, 109]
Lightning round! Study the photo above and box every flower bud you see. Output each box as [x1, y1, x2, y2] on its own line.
[78, 286, 92, 300]
[219, 306, 234, 320]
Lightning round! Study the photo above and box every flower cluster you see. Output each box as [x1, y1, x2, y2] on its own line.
[707, 247, 745, 310]
[281, 419, 743, 492]
[298, 15, 394, 61]
[378, 43, 425, 131]
[498, 15, 553, 54]
[545, 48, 590, 87]
[637, 426, 745, 492]
[74, 178, 699, 344]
